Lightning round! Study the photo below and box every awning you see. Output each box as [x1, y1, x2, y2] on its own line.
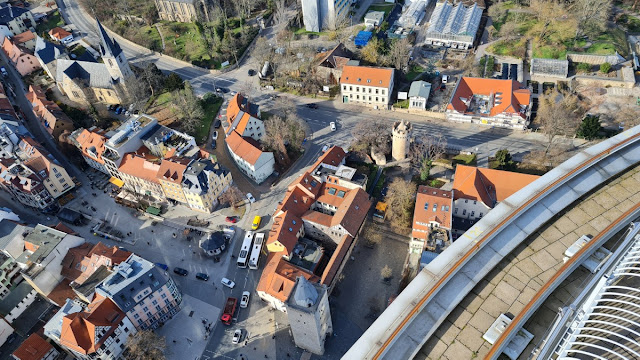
[146, 206, 161, 216]
[109, 177, 124, 187]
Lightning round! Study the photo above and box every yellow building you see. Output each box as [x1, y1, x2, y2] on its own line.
[157, 158, 190, 204]
[182, 159, 232, 213]
[55, 19, 133, 105]
[19, 137, 74, 198]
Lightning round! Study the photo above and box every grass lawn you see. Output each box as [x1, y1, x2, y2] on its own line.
[617, 14, 640, 33]
[157, 22, 210, 63]
[367, 3, 395, 18]
[35, 10, 65, 35]
[405, 65, 426, 81]
[453, 153, 477, 166]
[393, 99, 409, 109]
[487, 38, 527, 58]
[533, 45, 568, 60]
[197, 96, 223, 144]
[586, 29, 628, 57]
[293, 27, 324, 36]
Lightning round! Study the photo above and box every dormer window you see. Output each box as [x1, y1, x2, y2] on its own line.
[367, 79, 371, 83]
[357, 78, 361, 82]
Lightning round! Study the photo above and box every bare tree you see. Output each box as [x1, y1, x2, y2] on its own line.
[350, 119, 391, 156]
[363, 224, 382, 248]
[388, 38, 412, 71]
[219, 185, 244, 208]
[498, 21, 519, 41]
[410, 135, 447, 181]
[614, 106, 640, 129]
[263, 114, 308, 164]
[326, 7, 350, 31]
[273, 0, 289, 26]
[572, 0, 612, 37]
[381, 265, 393, 281]
[361, 37, 382, 65]
[529, 0, 565, 41]
[385, 178, 417, 230]
[537, 91, 585, 156]
[170, 82, 204, 135]
[126, 330, 166, 360]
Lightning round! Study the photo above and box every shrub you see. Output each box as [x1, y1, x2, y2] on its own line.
[576, 63, 591, 73]
[600, 62, 612, 73]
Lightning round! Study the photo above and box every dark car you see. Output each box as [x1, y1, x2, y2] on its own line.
[218, 87, 229, 93]
[225, 216, 238, 223]
[214, 119, 221, 128]
[211, 139, 217, 149]
[248, 69, 256, 76]
[306, 103, 318, 109]
[195, 273, 209, 281]
[155, 263, 169, 271]
[107, 104, 115, 111]
[173, 267, 188, 276]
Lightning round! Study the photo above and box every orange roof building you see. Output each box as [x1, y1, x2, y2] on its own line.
[450, 165, 539, 237]
[119, 151, 164, 200]
[12, 30, 36, 50]
[258, 146, 372, 311]
[59, 296, 133, 357]
[2, 36, 40, 76]
[412, 186, 454, 242]
[225, 93, 263, 141]
[12, 333, 58, 360]
[446, 77, 531, 130]
[340, 65, 395, 108]
[48, 27, 72, 42]
[26, 85, 74, 141]
[69, 128, 108, 173]
[156, 157, 190, 203]
[225, 126, 275, 184]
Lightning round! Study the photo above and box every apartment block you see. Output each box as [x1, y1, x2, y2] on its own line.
[95, 254, 182, 330]
[340, 65, 395, 108]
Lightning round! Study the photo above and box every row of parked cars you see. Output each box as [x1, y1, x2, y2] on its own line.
[107, 104, 139, 116]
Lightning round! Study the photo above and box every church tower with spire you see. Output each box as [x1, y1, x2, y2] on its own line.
[95, 18, 134, 82]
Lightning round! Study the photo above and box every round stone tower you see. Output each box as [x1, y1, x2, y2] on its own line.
[392, 120, 412, 161]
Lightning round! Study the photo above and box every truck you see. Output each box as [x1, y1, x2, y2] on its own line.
[220, 297, 237, 325]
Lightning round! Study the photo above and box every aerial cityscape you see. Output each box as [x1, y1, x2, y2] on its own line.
[0, 0, 637, 359]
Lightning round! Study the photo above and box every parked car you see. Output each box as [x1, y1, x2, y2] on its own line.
[246, 193, 256, 203]
[225, 216, 238, 223]
[196, 273, 209, 281]
[211, 139, 217, 149]
[240, 291, 250, 308]
[155, 263, 169, 271]
[214, 119, 221, 128]
[442, 75, 449, 84]
[306, 103, 318, 109]
[212, 131, 218, 140]
[232, 329, 243, 344]
[107, 104, 115, 111]
[230, 91, 237, 96]
[252, 216, 261, 230]
[330, 122, 336, 131]
[1, 67, 7, 77]
[248, 69, 256, 76]
[221, 277, 235, 289]
[173, 267, 188, 276]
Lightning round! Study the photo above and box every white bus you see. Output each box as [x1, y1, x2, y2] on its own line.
[249, 232, 265, 270]
[237, 231, 254, 268]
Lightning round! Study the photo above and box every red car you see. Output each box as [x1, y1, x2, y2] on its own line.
[225, 216, 238, 223]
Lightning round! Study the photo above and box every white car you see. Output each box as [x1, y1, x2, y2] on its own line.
[330, 122, 336, 131]
[232, 329, 243, 344]
[212, 131, 218, 140]
[221, 277, 235, 289]
[246, 193, 256, 203]
[230, 91, 237, 96]
[240, 291, 250, 308]
[442, 75, 449, 84]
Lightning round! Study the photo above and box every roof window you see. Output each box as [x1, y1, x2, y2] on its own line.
[367, 79, 371, 83]
[337, 190, 346, 198]
[424, 202, 429, 210]
[357, 78, 361, 82]
[379, 80, 382, 84]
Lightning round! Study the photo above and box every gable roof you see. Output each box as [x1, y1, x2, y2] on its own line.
[73, 129, 107, 164]
[56, 59, 115, 89]
[340, 65, 394, 88]
[60, 296, 125, 355]
[0, 4, 29, 26]
[13, 30, 35, 45]
[256, 254, 319, 303]
[48, 27, 71, 40]
[452, 165, 539, 207]
[12, 333, 54, 360]
[157, 157, 189, 184]
[267, 211, 303, 255]
[317, 43, 352, 69]
[119, 153, 161, 184]
[225, 93, 260, 130]
[330, 187, 371, 236]
[409, 80, 432, 99]
[225, 131, 265, 166]
[35, 36, 65, 65]
[447, 77, 531, 118]
[413, 186, 453, 239]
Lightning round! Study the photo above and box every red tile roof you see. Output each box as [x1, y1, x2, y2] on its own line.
[226, 93, 259, 130]
[256, 254, 319, 302]
[156, 158, 189, 184]
[13, 30, 35, 45]
[330, 187, 371, 236]
[74, 129, 107, 164]
[60, 297, 125, 355]
[267, 211, 303, 254]
[12, 333, 54, 360]
[447, 77, 531, 118]
[47, 278, 77, 307]
[312, 146, 347, 169]
[225, 131, 265, 166]
[119, 153, 161, 184]
[48, 27, 72, 40]
[452, 165, 539, 207]
[341, 65, 394, 88]
[412, 186, 453, 239]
